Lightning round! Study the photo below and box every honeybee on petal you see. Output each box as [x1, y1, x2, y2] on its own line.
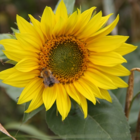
[39, 68, 59, 87]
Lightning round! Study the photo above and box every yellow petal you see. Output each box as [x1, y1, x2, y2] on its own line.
[29, 14, 45, 43]
[3, 50, 22, 62]
[115, 43, 137, 56]
[15, 33, 41, 52]
[68, 85, 88, 118]
[3, 69, 39, 87]
[82, 77, 104, 99]
[25, 96, 43, 113]
[85, 69, 117, 89]
[100, 89, 112, 102]
[56, 84, 71, 120]
[98, 13, 113, 29]
[74, 7, 96, 36]
[5, 69, 39, 81]
[64, 84, 80, 104]
[89, 52, 127, 67]
[64, 11, 78, 35]
[17, 15, 39, 38]
[25, 82, 44, 113]
[73, 78, 96, 104]
[87, 36, 128, 52]
[107, 75, 128, 88]
[55, 0, 68, 20]
[89, 15, 119, 41]
[15, 57, 39, 72]
[3, 50, 38, 62]
[0, 68, 15, 80]
[66, 94, 71, 117]
[43, 85, 57, 111]
[0, 39, 23, 50]
[18, 77, 43, 104]
[52, 17, 65, 36]
[89, 63, 130, 76]
[78, 93, 87, 118]
[78, 11, 102, 39]
[2, 80, 29, 87]
[66, 8, 82, 35]
[41, 6, 55, 38]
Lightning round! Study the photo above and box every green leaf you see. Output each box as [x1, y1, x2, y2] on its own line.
[54, 0, 75, 14]
[11, 27, 19, 34]
[0, 46, 6, 59]
[129, 91, 140, 111]
[0, 80, 22, 102]
[23, 102, 45, 123]
[129, 100, 139, 125]
[0, 34, 11, 40]
[8, 34, 16, 39]
[5, 123, 52, 140]
[5, 60, 17, 65]
[11, 27, 20, 34]
[46, 92, 131, 140]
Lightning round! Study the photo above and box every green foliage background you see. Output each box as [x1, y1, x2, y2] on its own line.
[0, 0, 140, 139]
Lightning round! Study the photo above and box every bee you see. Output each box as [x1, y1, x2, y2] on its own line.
[39, 68, 59, 87]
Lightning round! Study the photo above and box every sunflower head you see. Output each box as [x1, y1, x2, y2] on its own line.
[0, 0, 137, 120]
[39, 35, 89, 84]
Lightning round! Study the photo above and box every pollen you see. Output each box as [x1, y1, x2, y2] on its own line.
[38, 36, 89, 84]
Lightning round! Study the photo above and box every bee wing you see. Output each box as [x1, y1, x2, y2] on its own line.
[43, 77, 50, 87]
[55, 79, 59, 83]
[54, 77, 59, 83]
[50, 76, 59, 84]
[44, 84, 48, 88]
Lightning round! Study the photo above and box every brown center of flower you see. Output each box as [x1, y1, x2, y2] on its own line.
[38, 36, 89, 84]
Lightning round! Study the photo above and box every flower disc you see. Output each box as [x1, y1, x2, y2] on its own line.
[39, 36, 88, 83]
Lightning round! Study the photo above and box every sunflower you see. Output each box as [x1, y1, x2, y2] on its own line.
[0, 0, 137, 120]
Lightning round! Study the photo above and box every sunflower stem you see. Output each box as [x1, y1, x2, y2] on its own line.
[125, 68, 140, 120]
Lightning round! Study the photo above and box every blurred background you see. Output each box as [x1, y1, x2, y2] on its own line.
[0, 0, 140, 139]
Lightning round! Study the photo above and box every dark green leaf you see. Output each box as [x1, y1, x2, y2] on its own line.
[54, 0, 75, 14]
[5, 60, 17, 65]
[23, 102, 45, 123]
[46, 92, 131, 140]
[129, 100, 139, 125]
